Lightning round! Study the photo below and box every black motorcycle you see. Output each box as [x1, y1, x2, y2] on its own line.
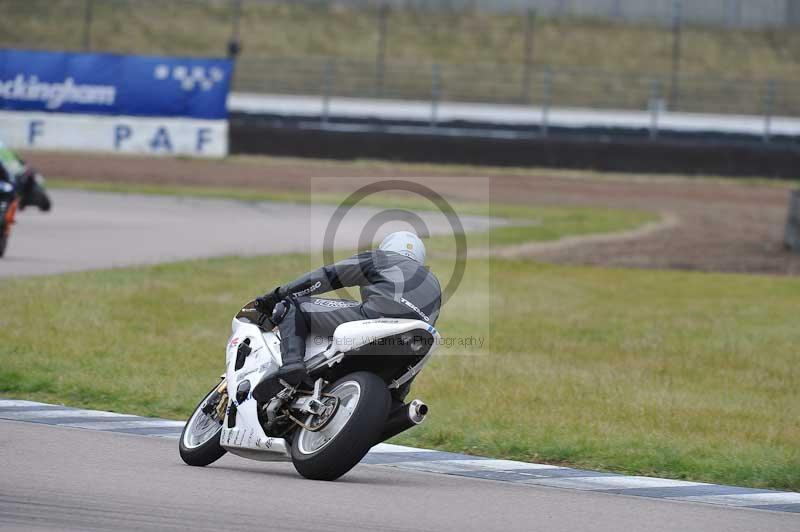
[0, 179, 17, 258]
[0, 167, 51, 258]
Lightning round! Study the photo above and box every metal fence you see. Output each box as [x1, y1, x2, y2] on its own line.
[342, 0, 800, 29]
[1, 0, 799, 118]
[235, 56, 800, 118]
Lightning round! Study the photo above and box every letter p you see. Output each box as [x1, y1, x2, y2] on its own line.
[115, 125, 132, 149]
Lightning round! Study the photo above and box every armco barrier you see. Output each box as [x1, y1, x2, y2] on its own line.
[229, 114, 800, 179]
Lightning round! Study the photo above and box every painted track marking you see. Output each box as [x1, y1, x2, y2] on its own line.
[2, 398, 798, 515]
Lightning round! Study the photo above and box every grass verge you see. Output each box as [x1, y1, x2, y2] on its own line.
[1, 254, 798, 490]
[4, 1, 798, 83]
[2, 180, 795, 489]
[4, 1, 799, 114]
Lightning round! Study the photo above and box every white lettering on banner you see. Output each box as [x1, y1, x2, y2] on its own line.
[0, 111, 228, 158]
[0, 75, 116, 110]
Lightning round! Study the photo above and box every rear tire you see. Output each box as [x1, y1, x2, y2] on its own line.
[38, 192, 51, 212]
[290, 371, 390, 481]
[0, 223, 7, 258]
[179, 384, 227, 467]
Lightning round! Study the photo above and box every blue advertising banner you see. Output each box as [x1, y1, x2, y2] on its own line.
[0, 49, 231, 119]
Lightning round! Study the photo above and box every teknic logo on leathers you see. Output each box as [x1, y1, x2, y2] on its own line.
[292, 281, 322, 297]
[401, 297, 430, 322]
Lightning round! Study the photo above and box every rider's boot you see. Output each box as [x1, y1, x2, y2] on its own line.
[275, 336, 310, 386]
[252, 336, 310, 402]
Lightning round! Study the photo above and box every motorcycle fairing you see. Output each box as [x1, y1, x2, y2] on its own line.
[220, 315, 438, 459]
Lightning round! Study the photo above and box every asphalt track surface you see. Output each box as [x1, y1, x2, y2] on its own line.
[2, 420, 797, 532]
[0, 189, 499, 278]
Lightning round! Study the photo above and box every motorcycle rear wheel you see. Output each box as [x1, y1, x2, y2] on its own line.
[290, 371, 390, 481]
[0, 224, 7, 258]
[179, 383, 227, 467]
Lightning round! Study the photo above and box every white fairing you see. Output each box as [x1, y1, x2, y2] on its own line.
[220, 315, 438, 458]
[332, 318, 439, 353]
[221, 321, 289, 460]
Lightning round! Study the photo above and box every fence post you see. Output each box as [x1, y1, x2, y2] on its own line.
[375, 2, 389, 97]
[521, 8, 536, 103]
[322, 59, 335, 127]
[541, 68, 552, 136]
[763, 80, 776, 143]
[430, 64, 441, 128]
[611, 0, 623, 19]
[789, 0, 800, 27]
[669, 0, 683, 109]
[82, 0, 94, 51]
[785, 190, 800, 253]
[649, 78, 662, 140]
[726, 0, 743, 28]
[228, 0, 243, 58]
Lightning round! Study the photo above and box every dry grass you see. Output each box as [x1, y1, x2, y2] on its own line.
[2, 1, 799, 111]
[3, 1, 798, 80]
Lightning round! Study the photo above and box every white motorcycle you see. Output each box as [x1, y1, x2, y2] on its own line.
[179, 299, 439, 480]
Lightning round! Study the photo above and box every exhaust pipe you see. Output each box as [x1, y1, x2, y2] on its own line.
[378, 399, 428, 443]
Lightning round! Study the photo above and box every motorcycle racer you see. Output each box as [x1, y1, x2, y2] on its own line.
[0, 141, 51, 212]
[0, 142, 25, 185]
[254, 231, 441, 388]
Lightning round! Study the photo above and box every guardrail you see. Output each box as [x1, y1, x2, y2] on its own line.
[229, 111, 800, 178]
[234, 57, 800, 141]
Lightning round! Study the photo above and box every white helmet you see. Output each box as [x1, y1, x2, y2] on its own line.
[379, 231, 426, 264]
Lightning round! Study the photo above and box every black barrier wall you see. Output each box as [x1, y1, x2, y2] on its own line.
[230, 115, 800, 179]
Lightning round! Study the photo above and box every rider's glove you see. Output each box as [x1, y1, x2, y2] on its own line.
[254, 287, 282, 316]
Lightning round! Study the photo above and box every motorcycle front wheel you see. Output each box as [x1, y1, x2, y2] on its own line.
[290, 371, 390, 481]
[179, 382, 228, 467]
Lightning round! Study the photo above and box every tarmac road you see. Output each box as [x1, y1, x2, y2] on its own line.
[1, 189, 500, 278]
[1, 420, 797, 532]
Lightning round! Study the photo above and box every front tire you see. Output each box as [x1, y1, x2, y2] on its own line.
[291, 371, 390, 481]
[179, 383, 227, 467]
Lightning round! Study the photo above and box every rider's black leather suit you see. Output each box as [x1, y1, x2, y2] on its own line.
[273, 250, 441, 372]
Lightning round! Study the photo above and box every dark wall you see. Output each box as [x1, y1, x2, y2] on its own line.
[230, 116, 800, 179]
